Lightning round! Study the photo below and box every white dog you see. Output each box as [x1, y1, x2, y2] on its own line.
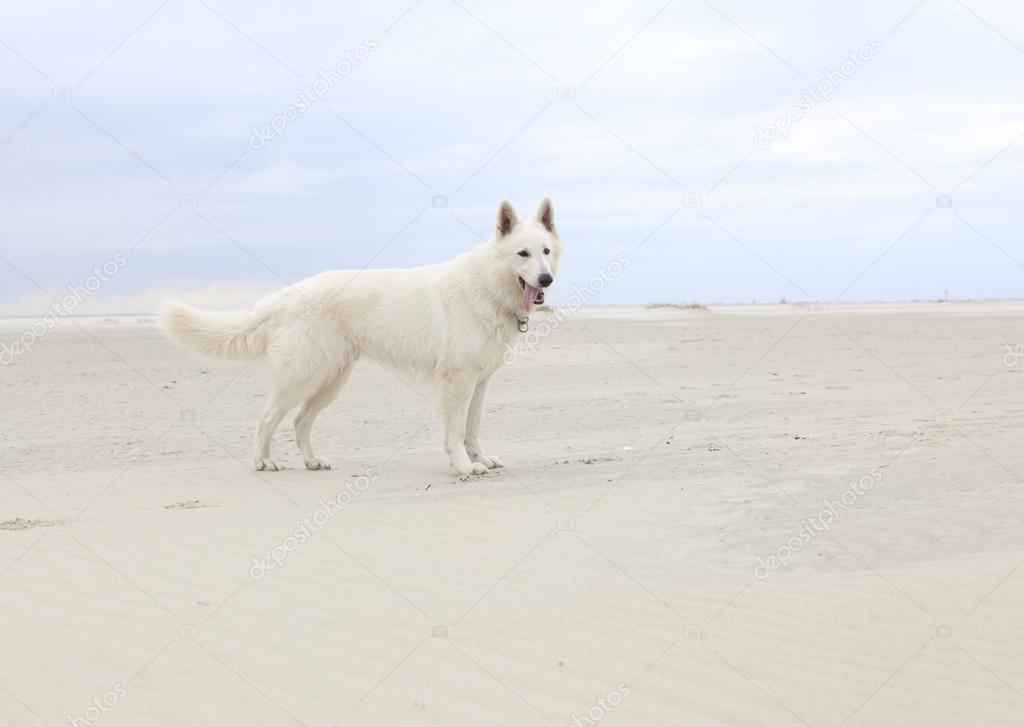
[161, 199, 562, 475]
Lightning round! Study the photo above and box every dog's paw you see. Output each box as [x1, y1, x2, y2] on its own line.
[470, 454, 503, 469]
[466, 449, 503, 469]
[304, 457, 332, 471]
[455, 462, 489, 477]
[254, 456, 280, 472]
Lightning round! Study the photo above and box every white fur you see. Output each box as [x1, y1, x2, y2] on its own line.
[161, 199, 563, 475]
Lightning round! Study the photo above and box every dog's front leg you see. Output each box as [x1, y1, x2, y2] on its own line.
[438, 372, 488, 476]
[465, 374, 503, 469]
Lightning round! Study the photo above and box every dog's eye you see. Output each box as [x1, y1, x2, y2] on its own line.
[517, 250, 530, 257]
[543, 248, 550, 255]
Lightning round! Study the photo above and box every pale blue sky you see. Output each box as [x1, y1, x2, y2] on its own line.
[1, 0, 1022, 313]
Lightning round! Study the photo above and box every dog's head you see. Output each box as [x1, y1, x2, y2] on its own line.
[492, 199, 563, 314]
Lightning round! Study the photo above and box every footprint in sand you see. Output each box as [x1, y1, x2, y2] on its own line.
[164, 500, 213, 510]
[0, 517, 66, 530]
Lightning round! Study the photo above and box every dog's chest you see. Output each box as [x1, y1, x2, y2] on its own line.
[479, 317, 521, 364]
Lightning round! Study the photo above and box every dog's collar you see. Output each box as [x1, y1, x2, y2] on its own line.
[516, 315, 529, 333]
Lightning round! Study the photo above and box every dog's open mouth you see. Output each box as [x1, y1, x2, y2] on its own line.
[518, 277, 545, 313]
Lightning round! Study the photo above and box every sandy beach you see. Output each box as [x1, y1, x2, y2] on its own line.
[2, 302, 1024, 726]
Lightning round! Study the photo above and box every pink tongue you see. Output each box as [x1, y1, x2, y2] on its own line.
[522, 284, 539, 313]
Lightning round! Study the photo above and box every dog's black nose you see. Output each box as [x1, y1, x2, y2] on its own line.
[538, 273, 553, 288]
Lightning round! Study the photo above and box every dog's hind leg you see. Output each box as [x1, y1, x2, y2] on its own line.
[254, 339, 337, 471]
[255, 398, 291, 472]
[438, 371, 488, 476]
[295, 359, 355, 470]
[465, 373, 502, 469]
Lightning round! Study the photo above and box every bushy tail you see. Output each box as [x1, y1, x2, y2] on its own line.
[160, 300, 271, 360]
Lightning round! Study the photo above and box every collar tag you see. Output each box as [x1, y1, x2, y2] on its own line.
[517, 316, 529, 333]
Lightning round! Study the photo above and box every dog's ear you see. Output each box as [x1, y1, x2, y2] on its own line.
[536, 198, 556, 234]
[496, 200, 518, 237]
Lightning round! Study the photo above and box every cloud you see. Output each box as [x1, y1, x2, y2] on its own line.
[0, 0, 1022, 310]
